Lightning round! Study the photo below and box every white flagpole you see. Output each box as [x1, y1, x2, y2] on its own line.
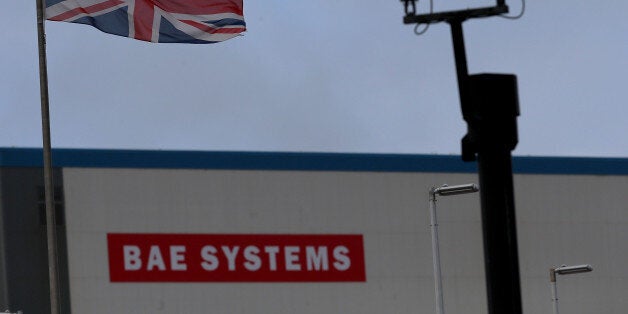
[35, 0, 60, 313]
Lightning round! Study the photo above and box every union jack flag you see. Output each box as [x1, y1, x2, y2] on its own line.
[45, 0, 245, 44]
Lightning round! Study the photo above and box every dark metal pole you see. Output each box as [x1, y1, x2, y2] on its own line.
[448, 20, 523, 314]
[35, 0, 60, 313]
[450, 20, 469, 110]
[477, 148, 522, 314]
[450, 20, 478, 162]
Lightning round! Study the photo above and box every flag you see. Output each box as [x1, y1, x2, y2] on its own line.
[45, 0, 245, 44]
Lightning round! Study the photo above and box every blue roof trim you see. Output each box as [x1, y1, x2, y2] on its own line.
[0, 148, 475, 173]
[511, 156, 628, 175]
[0, 148, 627, 175]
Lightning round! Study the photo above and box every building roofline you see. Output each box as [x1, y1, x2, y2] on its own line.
[1, 148, 627, 175]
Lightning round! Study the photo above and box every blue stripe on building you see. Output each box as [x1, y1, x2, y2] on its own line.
[1, 148, 627, 175]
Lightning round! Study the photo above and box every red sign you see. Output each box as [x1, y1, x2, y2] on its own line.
[107, 233, 366, 282]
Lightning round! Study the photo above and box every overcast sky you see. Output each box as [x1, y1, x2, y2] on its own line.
[1, 1, 627, 157]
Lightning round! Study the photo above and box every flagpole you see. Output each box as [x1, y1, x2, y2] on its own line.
[35, 0, 60, 313]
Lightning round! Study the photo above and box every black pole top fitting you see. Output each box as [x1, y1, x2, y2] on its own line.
[462, 73, 520, 161]
[403, 5, 508, 25]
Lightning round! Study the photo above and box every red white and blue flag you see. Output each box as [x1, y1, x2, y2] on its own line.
[45, 0, 245, 44]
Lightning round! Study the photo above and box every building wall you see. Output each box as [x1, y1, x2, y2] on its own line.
[515, 174, 628, 314]
[0, 168, 71, 313]
[63, 168, 483, 314]
[1, 149, 627, 314]
[61, 166, 628, 314]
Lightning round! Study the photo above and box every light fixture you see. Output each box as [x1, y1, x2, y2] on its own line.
[553, 264, 593, 275]
[428, 183, 479, 314]
[550, 264, 593, 314]
[433, 183, 479, 196]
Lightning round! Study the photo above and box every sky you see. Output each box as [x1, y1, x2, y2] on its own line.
[1, 0, 627, 157]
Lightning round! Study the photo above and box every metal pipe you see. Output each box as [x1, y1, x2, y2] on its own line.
[449, 20, 470, 118]
[428, 184, 479, 314]
[550, 264, 592, 314]
[429, 188, 445, 314]
[550, 268, 559, 314]
[35, 0, 60, 313]
[449, 18, 523, 314]
[477, 150, 522, 314]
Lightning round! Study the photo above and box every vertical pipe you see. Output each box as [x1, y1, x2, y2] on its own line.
[449, 20, 469, 115]
[550, 269, 559, 314]
[449, 13, 522, 314]
[429, 189, 445, 314]
[476, 149, 522, 314]
[35, 0, 60, 313]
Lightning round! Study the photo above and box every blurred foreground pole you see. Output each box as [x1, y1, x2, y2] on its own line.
[451, 20, 523, 314]
[402, 2, 523, 313]
[35, 0, 61, 313]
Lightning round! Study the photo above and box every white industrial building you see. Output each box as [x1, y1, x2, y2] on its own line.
[0, 148, 626, 313]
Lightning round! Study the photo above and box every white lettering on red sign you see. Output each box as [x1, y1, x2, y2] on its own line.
[121, 244, 352, 273]
[108, 233, 365, 282]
